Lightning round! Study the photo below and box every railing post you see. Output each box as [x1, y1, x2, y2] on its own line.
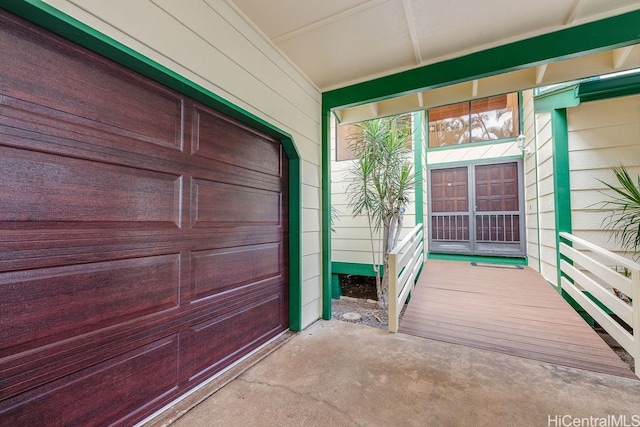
[388, 251, 399, 333]
[632, 268, 640, 376]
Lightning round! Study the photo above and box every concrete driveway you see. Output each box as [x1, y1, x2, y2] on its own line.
[147, 320, 640, 427]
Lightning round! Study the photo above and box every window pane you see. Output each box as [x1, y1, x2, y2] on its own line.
[428, 93, 519, 148]
[469, 93, 519, 142]
[428, 103, 470, 147]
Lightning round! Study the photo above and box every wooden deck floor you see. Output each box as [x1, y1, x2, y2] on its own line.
[399, 260, 636, 378]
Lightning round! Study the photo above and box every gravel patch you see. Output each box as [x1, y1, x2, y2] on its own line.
[331, 297, 391, 330]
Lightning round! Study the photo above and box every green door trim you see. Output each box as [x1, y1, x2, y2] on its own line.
[3, 0, 304, 331]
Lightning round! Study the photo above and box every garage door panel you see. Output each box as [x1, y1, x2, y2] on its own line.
[191, 243, 282, 300]
[186, 293, 286, 382]
[0, 334, 180, 427]
[2, 16, 185, 151]
[1, 10, 288, 424]
[0, 147, 183, 226]
[1, 98, 187, 170]
[191, 179, 282, 227]
[193, 106, 281, 177]
[0, 254, 180, 356]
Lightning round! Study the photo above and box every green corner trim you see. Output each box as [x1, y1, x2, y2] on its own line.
[427, 253, 528, 266]
[413, 112, 425, 225]
[3, 0, 305, 331]
[321, 103, 333, 320]
[551, 108, 572, 290]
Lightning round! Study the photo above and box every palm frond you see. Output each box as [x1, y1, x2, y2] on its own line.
[598, 164, 640, 256]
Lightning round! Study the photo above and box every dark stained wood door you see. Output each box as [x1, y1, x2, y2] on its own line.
[475, 162, 521, 245]
[430, 167, 470, 246]
[429, 161, 524, 256]
[0, 10, 288, 426]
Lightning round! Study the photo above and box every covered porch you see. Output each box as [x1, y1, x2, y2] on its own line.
[399, 259, 636, 378]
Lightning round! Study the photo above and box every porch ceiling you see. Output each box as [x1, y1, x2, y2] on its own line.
[227, 0, 640, 121]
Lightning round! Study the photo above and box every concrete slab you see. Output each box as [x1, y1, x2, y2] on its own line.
[155, 320, 640, 427]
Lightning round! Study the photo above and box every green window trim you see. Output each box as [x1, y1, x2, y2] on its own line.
[3, 0, 305, 331]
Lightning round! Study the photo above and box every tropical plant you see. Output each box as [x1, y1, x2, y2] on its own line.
[345, 115, 415, 314]
[599, 164, 640, 257]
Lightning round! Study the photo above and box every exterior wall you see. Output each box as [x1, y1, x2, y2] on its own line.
[42, 0, 323, 328]
[426, 141, 522, 165]
[330, 116, 417, 268]
[568, 94, 640, 258]
[531, 112, 558, 285]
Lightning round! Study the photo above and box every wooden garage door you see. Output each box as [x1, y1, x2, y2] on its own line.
[0, 10, 288, 425]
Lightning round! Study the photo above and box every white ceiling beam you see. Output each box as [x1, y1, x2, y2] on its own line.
[370, 102, 379, 117]
[272, 0, 387, 44]
[535, 64, 548, 84]
[564, 0, 585, 25]
[472, 80, 479, 97]
[402, 0, 422, 65]
[417, 92, 425, 108]
[613, 46, 634, 69]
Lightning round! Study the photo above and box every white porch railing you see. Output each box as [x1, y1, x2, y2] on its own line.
[559, 232, 640, 377]
[388, 223, 424, 333]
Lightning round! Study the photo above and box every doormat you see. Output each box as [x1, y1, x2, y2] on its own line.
[470, 262, 523, 270]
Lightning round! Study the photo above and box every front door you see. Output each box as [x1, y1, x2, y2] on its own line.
[428, 160, 525, 257]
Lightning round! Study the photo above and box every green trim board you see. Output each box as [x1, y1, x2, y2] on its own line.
[321, 103, 333, 320]
[551, 108, 572, 290]
[413, 111, 425, 225]
[323, 10, 640, 110]
[331, 262, 382, 301]
[427, 253, 528, 266]
[578, 72, 640, 103]
[534, 86, 580, 112]
[332, 261, 384, 277]
[3, 1, 305, 331]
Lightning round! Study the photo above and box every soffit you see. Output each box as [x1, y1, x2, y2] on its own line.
[228, 0, 640, 91]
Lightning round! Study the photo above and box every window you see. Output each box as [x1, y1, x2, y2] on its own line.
[428, 93, 519, 148]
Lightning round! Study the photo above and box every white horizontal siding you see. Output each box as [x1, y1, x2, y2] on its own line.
[532, 112, 558, 286]
[568, 94, 640, 262]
